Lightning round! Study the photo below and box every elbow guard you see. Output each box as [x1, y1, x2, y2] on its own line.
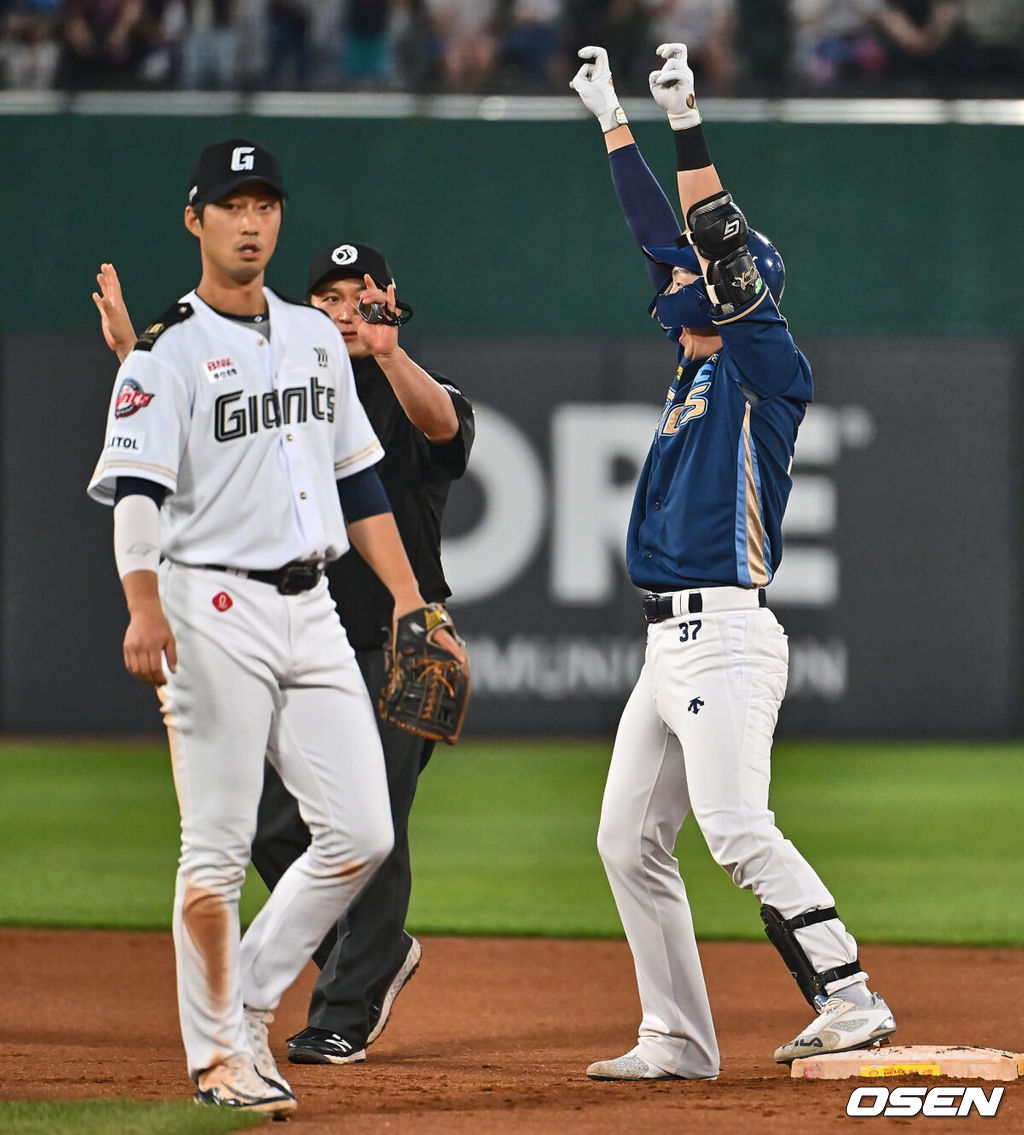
[687, 190, 765, 315]
[705, 248, 765, 314]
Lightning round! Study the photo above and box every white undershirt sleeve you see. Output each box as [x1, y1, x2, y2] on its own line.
[113, 494, 162, 579]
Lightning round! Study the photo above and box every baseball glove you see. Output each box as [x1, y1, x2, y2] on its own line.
[379, 603, 469, 744]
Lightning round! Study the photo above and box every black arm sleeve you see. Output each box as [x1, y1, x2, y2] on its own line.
[114, 476, 168, 506]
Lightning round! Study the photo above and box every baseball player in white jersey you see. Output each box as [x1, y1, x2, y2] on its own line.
[87, 139, 453, 1116]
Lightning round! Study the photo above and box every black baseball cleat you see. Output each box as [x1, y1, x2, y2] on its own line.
[286, 1027, 366, 1065]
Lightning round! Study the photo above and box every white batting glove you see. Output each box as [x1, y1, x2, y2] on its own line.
[570, 45, 628, 133]
[649, 42, 702, 131]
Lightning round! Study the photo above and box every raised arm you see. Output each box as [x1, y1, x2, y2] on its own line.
[649, 43, 768, 319]
[570, 45, 682, 290]
[647, 44, 722, 263]
[350, 274, 459, 443]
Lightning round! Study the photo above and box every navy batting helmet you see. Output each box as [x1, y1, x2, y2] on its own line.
[644, 230, 785, 331]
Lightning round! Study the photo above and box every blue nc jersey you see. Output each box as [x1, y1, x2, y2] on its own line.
[626, 289, 813, 591]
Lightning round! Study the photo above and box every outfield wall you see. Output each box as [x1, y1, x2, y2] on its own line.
[3, 112, 1023, 339]
[1, 330, 1019, 736]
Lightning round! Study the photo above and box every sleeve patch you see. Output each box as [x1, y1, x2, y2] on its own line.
[106, 431, 146, 454]
[114, 378, 155, 418]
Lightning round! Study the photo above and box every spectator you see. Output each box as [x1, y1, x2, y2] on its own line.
[563, 0, 610, 45]
[789, 0, 887, 86]
[342, 0, 396, 85]
[265, 0, 313, 89]
[593, 0, 653, 94]
[959, 0, 1024, 89]
[423, 0, 499, 90]
[790, 0, 962, 90]
[0, 0, 60, 89]
[731, 0, 792, 91]
[391, 0, 435, 90]
[877, 0, 962, 86]
[501, 0, 563, 88]
[58, 0, 166, 89]
[647, 0, 737, 91]
[174, 0, 239, 89]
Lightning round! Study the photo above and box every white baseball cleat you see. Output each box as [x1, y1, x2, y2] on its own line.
[774, 993, 896, 1064]
[194, 1052, 297, 1116]
[244, 1006, 293, 1095]
[586, 1047, 682, 1081]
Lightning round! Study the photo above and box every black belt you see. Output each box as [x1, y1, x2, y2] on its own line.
[642, 588, 767, 623]
[203, 560, 324, 595]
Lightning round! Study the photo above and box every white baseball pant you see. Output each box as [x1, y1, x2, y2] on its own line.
[157, 562, 393, 1079]
[598, 586, 864, 1078]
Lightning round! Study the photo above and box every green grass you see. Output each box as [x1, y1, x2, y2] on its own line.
[0, 737, 1021, 944]
[0, 1100, 267, 1134]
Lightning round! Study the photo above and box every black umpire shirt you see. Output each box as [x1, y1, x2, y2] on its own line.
[327, 354, 475, 650]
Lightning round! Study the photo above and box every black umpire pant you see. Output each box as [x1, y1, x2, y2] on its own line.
[251, 646, 434, 1043]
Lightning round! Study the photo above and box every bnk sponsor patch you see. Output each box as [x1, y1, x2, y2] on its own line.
[204, 356, 238, 383]
[115, 378, 155, 418]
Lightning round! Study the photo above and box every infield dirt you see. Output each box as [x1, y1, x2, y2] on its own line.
[1, 930, 1021, 1133]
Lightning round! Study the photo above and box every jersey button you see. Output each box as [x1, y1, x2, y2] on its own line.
[300, 491, 308, 500]
[654, 500, 661, 509]
[286, 433, 294, 441]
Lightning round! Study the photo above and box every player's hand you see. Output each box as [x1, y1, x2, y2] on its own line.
[434, 627, 468, 671]
[649, 43, 702, 131]
[351, 274, 400, 358]
[570, 45, 627, 133]
[123, 600, 177, 686]
[92, 263, 138, 364]
[392, 596, 468, 671]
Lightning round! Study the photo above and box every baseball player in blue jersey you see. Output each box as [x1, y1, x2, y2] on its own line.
[570, 44, 896, 1079]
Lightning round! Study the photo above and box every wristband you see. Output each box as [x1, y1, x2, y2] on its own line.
[674, 124, 712, 171]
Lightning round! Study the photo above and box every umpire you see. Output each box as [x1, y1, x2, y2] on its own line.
[251, 241, 475, 1065]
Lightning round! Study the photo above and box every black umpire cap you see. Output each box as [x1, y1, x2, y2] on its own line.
[187, 139, 286, 208]
[307, 242, 395, 296]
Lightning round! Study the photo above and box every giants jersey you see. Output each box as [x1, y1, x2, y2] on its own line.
[627, 289, 813, 591]
[88, 288, 383, 569]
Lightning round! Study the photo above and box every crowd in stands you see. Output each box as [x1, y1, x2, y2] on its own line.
[1, 1, 1021, 97]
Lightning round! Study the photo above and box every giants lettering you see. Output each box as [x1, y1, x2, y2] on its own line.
[214, 378, 335, 442]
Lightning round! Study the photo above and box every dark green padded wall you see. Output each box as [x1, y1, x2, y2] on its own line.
[3, 114, 1021, 336]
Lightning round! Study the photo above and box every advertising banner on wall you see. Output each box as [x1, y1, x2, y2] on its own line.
[417, 335, 1020, 738]
[0, 333, 1018, 736]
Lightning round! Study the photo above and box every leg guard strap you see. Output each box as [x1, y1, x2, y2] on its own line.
[760, 904, 861, 1008]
